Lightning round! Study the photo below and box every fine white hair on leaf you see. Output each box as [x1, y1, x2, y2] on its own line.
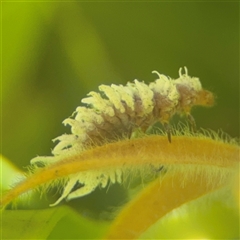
[29, 67, 215, 206]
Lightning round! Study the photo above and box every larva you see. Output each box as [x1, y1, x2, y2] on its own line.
[31, 67, 214, 206]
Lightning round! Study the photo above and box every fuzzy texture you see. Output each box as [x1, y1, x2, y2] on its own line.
[30, 67, 215, 206]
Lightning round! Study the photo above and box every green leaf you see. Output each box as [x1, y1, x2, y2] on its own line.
[1, 206, 108, 239]
[0, 155, 24, 191]
[140, 187, 239, 239]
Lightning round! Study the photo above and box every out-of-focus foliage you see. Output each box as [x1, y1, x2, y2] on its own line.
[0, 155, 24, 191]
[2, 205, 108, 239]
[139, 187, 239, 239]
[1, 2, 239, 239]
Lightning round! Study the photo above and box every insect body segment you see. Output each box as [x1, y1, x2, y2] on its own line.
[31, 67, 214, 206]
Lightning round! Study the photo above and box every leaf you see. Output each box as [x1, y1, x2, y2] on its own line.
[1, 206, 108, 240]
[2, 207, 65, 239]
[1, 134, 239, 208]
[1, 133, 239, 239]
[140, 188, 239, 239]
[0, 155, 24, 191]
[104, 167, 238, 239]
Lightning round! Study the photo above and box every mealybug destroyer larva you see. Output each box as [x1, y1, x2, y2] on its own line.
[31, 67, 215, 206]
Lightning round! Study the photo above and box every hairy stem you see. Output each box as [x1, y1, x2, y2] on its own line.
[1, 135, 239, 208]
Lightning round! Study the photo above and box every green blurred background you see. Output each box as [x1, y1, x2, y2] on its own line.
[2, 2, 239, 168]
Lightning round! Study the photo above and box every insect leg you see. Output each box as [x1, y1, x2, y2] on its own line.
[163, 122, 172, 143]
[187, 114, 197, 132]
